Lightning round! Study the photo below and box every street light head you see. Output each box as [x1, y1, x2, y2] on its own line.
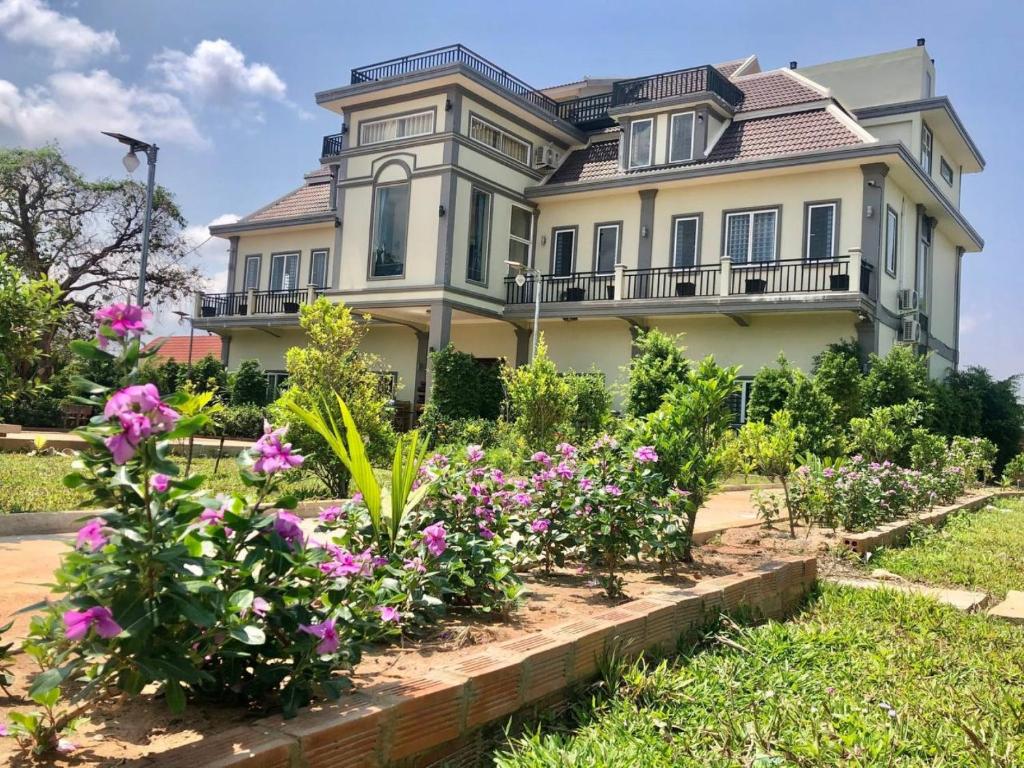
[122, 150, 140, 174]
[504, 260, 525, 270]
[514, 274, 527, 287]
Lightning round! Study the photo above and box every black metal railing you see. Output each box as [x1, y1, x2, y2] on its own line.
[199, 292, 249, 318]
[860, 263, 873, 296]
[555, 93, 615, 129]
[322, 133, 344, 157]
[624, 265, 719, 299]
[728, 258, 852, 295]
[198, 289, 321, 318]
[612, 65, 743, 109]
[505, 272, 616, 305]
[351, 44, 559, 114]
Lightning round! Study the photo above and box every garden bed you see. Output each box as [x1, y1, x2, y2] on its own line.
[0, 549, 814, 766]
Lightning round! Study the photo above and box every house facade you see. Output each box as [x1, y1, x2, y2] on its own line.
[194, 40, 984, 422]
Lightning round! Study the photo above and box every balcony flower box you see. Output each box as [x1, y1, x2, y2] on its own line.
[283, 301, 301, 314]
[744, 279, 768, 294]
[562, 287, 586, 302]
[201, 305, 218, 318]
[675, 281, 697, 297]
[829, 274, 850, 291]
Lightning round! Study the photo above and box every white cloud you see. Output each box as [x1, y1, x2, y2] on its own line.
[0, 69, 206, 148]
[0, 0, 119, 66]
[151, 39, 287, 106]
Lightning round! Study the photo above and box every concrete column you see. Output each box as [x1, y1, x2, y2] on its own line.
[848, 247, 862, 295]
[719, 255, 732, 297]
[514, 326, 531, 367]
[245, 288, 255, 316]
[413, 329, 429, 410]
[613, 262, 626, 300]
[305, 284, 317, 305]
[192, 292, 203, 318]
[424, 300, 452, 399]
[227, 236, 240, 292]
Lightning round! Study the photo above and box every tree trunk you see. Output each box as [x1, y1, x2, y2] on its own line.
[781, 475, 796, 538]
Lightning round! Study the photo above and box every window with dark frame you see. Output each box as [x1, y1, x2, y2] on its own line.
[309, 249, 328, 288]
[508, 206, 532, 269]
[920, 122, 933, 173]
[469, 115, 530, 165]
[243, 255, 261, 290]
[727, 380, 753, 426]
[672, 216, 699, 268]
[805, 203, 836, 260]
[939, 157, 954, 185]
[371, 182, 410, 277]
[269, 253, 299, 290]
[266, 371, 289, 401]
[668, 112, 695, 164]
[885, 207, 898, 276]
[628, 118, 653, 169]
[467, 187, 491, 283]
[594, 224, 619, 274]
[552, 229, 575, 276]
[725, 209, 777, 264]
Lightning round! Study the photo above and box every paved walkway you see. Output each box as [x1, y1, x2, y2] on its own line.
[1, 429, 251, 450]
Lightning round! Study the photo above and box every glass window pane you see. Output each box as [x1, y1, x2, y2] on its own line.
[669, 113, 694, 163]
[553, 230, 574, 276]
[510, 207, 532, 240]
[751, 212, 776, 262]
[467, 188, 490, 283]
[244, 257, 260, 289]
[508, 239, 529, 268]
[886, 209, 898, 274]
[371, 184, 410, 277]
[673, 218, 698, 267]
[807, 205, 834, 260]
[726, 215, 749, 263]
[595, 226, 617, 273]
[629, 120, 652, 167]
[270, 256, 284, 290]
[310, 251, 327, 287]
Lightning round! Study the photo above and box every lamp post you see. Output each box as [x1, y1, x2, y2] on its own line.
[505, 260, 541, 363]
[102, 131, 159, 307]
[171, 310, 195, 370]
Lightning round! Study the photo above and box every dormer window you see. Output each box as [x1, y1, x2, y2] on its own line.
[628, 118, 653, 169]
[668, 112, 695, 163]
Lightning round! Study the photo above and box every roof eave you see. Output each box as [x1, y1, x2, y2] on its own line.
[209, 212, 338, 237]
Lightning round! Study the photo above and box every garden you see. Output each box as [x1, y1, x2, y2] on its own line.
[0, 288, 1022, 765]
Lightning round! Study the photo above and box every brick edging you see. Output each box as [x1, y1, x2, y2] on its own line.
[841, 490, 1023, 555]
[146, 556, 817, 767]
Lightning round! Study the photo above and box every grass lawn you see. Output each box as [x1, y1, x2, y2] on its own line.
[0, 453, 333, 513]
[869, 499, 1024, 599]
[495, 585, 1024, 767]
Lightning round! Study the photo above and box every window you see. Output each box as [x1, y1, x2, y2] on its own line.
[269, 252, 299, 290]
[668, 112, 695, 163]
[920, 122, 933, 173]
[370, 182, 410, 277]
[467, 187, 491, 284]
[266, 371, 289, 401]
[885, 207, 898, 276]
[672, 216, 699, 268]
[916, 215, 931, 302]
[469, 115, 530, 165]
[727, 380, 753, 426]
[243, 255, 261, 290]
[594, 224, 619, 273]
[359, 111, 434, 145]
[309, 249, 329, 288]
[628, 118, 653, 168]
[508, 206, 533, 268]
[551, 228, 575, 276]
[940, 158, 954, 186]
[725, 209, 778, 264]
[805, 202, 837, 260]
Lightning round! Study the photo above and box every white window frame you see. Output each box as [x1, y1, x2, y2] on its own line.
[468, 115, 531, 166]
[628, 118, 654, 169]
[805, 202, 837, 261]
[358, 110, 434, 146]
[509, 204, 533, 268]
[885, 207, 898, 277]
[269, 252, 300, 291]
[725, 209, 778, 266]
[920, 122, 933, 173]
[593, 224, 620, 274]
[308, 249, 329, 288]
[551, 228, 576, 278]
[668, 111, 696, 164]
[671, 215, 700, 269]
[243, 254, 261, 290]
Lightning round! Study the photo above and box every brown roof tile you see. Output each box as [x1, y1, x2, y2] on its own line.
[715, 59, 747, 78]
[734, 70, 824, 112]
[243, 182, 331, 224]
[143, 335, 224, 364]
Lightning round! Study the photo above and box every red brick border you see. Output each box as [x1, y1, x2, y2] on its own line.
[147, 556, 817, 767]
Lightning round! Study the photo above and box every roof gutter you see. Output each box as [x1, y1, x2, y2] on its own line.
[209, 212, 338, 237]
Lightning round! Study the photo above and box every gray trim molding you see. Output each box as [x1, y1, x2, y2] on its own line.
[802, 198, 842, 262]
[853, 96, 984, 169]
[591, 220, 623, 273]
[549, 225, 579, 274]
[210, 212, 337, 236]
[227, 236, 240, 292]
[638, 189, 657, 270]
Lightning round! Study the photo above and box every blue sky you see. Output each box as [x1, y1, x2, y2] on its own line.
[0, 0, 1020, 378]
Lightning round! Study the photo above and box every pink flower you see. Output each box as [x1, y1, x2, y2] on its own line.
[94, 303, 151, 338]
[252, 422, 304, 474]
[513, 492, 532, 506]
[0, 722, 9, 736]
[299, 618, 340, 654]
[377, 605, 401, 623]
[351, 491, 364, 504]
[422, 522, 447, 557]
[150, 473, 170, 493]
[320, 546, 375, 578]
[531, 451, 552, 467]
[200, 506, 225, 525]
[318, 506, 343, 523]
[251, 597, 270, 618]
[556, 442, 577, 459]
[531, 518, 551, 533]
[579, 477, 594, 492]
[634, 446, 659, 463]
[452, 492, 467, 504]
[404, 556, 426, 573]
[63, 606, 122, 640]
[554, 462, 574, 480]
[102, 384, 180, 464]
[104, 384, 161, 419]
[604, 484, 623, 497]
[56, 738, 77, 754]
[273, 510, 305, 547]
[490, 468, 505, 485]
[466, 444, 485, 463]
[474, 505, 495, 522]
[478, 523, 494, 540]
[75, 518, 108, 552]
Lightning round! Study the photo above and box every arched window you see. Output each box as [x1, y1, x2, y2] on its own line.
[370, 180, 410, 278]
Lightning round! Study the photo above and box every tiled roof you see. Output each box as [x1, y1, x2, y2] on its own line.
[143, 335, 223, 363]
[547, 108, 864, 185]
[734, 70, 824, 111]
[715, 59, 747, 78]
[242, 181, 331, 224]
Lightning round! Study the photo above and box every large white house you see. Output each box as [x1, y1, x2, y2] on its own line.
[194, 39, 984, 423]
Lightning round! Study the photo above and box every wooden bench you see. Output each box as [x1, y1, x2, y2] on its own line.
[0, 423, 22, 437]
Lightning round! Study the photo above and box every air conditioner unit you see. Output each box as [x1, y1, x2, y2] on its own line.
[897, 288, 919, 313]
[534, 144, 561, 170]
[899, 317, 921, 344]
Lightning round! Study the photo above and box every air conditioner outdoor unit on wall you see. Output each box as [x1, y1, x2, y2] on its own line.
[534, 144, 560, 170]
[899, 317, 921, 344]
[898, 288, 919, 313]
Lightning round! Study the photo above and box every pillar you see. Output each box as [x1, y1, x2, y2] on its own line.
[423, 300, 452, 400]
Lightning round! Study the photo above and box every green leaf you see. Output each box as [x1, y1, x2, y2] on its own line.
[164, 678, 187, 714]
[228, 590, 255, 613]
[230, 625, 266, 646]
[174, 598, 216, 627]
[27, 667, 65, 700]
[69, 339, 115, 361]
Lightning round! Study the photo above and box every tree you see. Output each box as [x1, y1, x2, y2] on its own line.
[624, 328, 689, 417]
[746, 353, 798, 423]
[185, 354, 228, 400]
[502, 336, 573, 450]
[862, 346, 930, 410]
[734, 410, 805, 537]
[230, 359, 268, 407]
[270, 299, 395, 495]
[786, 374, 841, 457]
[813, 342, 864, 424]
[0, 145, 200, 349]
[426, 344, 502, 421]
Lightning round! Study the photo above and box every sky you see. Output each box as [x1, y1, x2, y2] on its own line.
[0, 0, 1021, 377]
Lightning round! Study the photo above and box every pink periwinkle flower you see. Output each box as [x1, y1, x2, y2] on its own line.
[579, 477, 594, 492]
[251, 597, 270, 617]
[422, 522, 447, 557]
[594, 434, 619, 449]
[531, 451, 552, 467]
[75, 518, 108, 552]
[404, 556, 427, 574]
[513, 492, 533, 506]
[554, 462, 574, 480]
[478, 523, 495, 540]
[252, 422, 304, 474]
[490, 468, 506, 485]
[299, 618, 340, 654]
[452, 492, 467, 504]
[94, 303, 151, 340]
[466, 444, 485, 463]
[273, 510, 305, 547]
[604, 484, 623, 497]
[0, 722, 7, 737]
[556, 442, 578, 459]
[634, 446, 659, 463]
[531, 518, 551, 534]
[377, 605, 401, 623]
[474, 505, 495, 523]
[63, 606, 122, 640]
[318, 505, 343, 523]
[102, 384, 180, 464]
[150, 473, 170, 493]
[56, 739, 77, 754]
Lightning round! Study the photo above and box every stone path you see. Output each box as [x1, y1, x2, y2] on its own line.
[827, 576, 991, 612]
[989, 590, 1024, 624]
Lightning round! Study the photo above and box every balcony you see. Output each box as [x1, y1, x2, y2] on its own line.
[195, 288, 323, 319]
[505, 255, 873, 307]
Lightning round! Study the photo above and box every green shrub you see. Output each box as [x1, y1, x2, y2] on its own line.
[847, 400, 924, 464]
[746, 353, 797, 423]
[734, 410, 805, 536]
[566, 369, 611, 438]
[785, 374, 840, 457]
[624, 329, 689, 417]
[502, 336, 573, 450]
[862, 345, 930, 409]
[418, 409, 498, 449]
[812, 340, 864, 423]
[1002, 452, 1024, 487]
[427, 344, 502, 421]
[230, 359, 268, 407]
[2, 392, 63, 427]
[217, 403, 267, 439]
[184, 354, 228, 399]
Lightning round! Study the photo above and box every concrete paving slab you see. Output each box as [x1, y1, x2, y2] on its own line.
[988, 590, 1024, 625]
[826, 577, 991, 613]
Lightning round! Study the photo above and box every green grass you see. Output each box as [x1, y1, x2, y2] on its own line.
[495, 586, 1024, 767]
[869, 499, 1024, 599]
[0, 453, 332, 513]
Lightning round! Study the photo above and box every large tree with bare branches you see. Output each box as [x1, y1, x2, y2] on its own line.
[0, 145, 201, 340]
